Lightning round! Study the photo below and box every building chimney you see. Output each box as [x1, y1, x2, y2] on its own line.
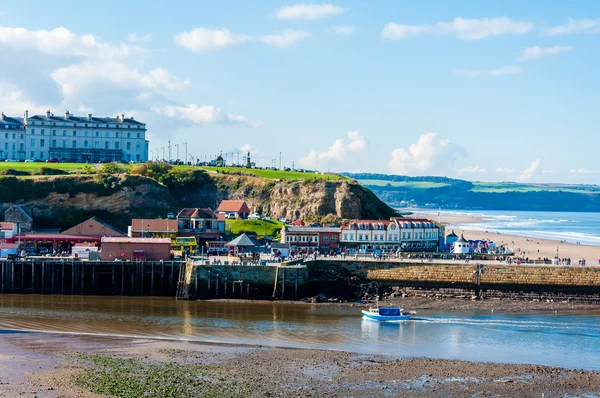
[121, 113, 125, 122]
[24, 110, 29, 119]
[1, 112, 5, 121]
[88, 114, 92, 121]
[65, 110, 70, 120]
[46, 110, 51, 118]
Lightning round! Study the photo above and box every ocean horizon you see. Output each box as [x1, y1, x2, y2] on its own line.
[409, 209, 600, 247]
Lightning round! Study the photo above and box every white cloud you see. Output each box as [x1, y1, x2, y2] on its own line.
[326, 25, 355, 35]
[298, 130, 367, 170]
[569, 168, 600, 175]
[388, 133, 468, 175]
[382, 17, 533, 41]
[436, 17, 533, 40]
[541, 170, 555, 174]
[174, 28, 253, 53]
[457, 166, 487, 175]
[51, 62, 189, 99]
[519, 45, 574, 60]
[127, 33, 152, 43]
[0, 83, 51, 115]
[0, 25, 145, 59]
[455, 66, 523, 77]
[496, 167, 514, 173]
[382, 23, 429, 40]
[154, 104, 257, 127]
[517, 159, 542, 181]
[543, 18, 600, 36]
[275, 3, 347, 20]
[260, 30, 309, 48]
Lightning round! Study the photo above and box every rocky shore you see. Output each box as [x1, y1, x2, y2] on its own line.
[2, 331, 600, 398]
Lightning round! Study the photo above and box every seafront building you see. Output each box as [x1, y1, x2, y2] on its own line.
[0, 110, 148, 162]
[340, 218, 444, 253]
[281, 226, 340, 252]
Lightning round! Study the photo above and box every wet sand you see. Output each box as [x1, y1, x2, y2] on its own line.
[2, 331, 600, 397]
[415, 212, 600, 261]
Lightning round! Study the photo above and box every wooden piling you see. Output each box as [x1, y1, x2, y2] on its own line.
[71, 262, 75, 294]
[281, 267, 285, 299]
[141, 262, 144, 295]
[216, 274, 219, 296]
[121, 262, 124, 295]
[161, 262, 165, 294]
[51, 264, 55, 294]
[295, 268, 298, 299]
[92, 264, 96, 294]
[151, 263, 155, 296]
[111, 264, 115, 295]
[1, 262, 4, 293]
[42, 262, 46, 294]
[61, 263, 65, 294]
[80, 262, 84, 294]
[21, 262, 24, 292]
[31, 262, 35, 293]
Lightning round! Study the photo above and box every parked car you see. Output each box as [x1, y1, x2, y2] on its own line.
[4, 159, 19, 162]
[262, 216, 271, 221]
[279, 218, 290, 224]
[24, 158, 36, 162]
[248, 213, 261, 220]
[166, 212, 175, 219]
[45, 158, 59, 163]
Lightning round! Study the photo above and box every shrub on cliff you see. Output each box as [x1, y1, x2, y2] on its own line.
[35, 167, 69, 176]
[101, 162, 126, 174]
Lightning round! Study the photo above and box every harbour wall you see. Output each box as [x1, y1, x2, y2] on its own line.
[310, 260, 600, 295]
[179, 262, 309, 300]
[0, 259, 182, 296]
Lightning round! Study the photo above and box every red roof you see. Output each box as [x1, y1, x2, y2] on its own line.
[131, 219, 178, 232]
[177, 208, 216, 219]
[16, 234, 101, 242]
[101, 237, 172, 244]
[217, 200, 250, 213]
[0, 222, 16, 230]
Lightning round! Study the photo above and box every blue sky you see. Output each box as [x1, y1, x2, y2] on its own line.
[0, 1, 598, 183]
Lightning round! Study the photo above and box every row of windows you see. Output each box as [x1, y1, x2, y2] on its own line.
[27, 129, 143, 139]
[29, 121, 144, 129]
[342, 232, 439, 241]
[3, 124, 25, 130]
[4, 139, 142, 151]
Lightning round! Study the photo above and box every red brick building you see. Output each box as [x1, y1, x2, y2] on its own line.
[100, 237, 172, 261]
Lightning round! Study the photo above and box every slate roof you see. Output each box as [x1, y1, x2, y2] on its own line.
[226, 233, 257, 247]
[27, 112, 145, 125]
[177, 208, 216, 219]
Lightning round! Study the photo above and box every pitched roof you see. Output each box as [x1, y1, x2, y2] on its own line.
[26, 112, 145, 126]
[456, 234, 469, 243]
[130, 219, 178, 232]
[226, 233, 257, 247]
[217, 200, 250, 213]
[5, 205, 33, 221]
[447, 230, 458, 238]
[61, 217, 125, 236]
[177, 208, 216, 219]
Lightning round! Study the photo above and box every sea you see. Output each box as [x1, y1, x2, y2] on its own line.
[410, 209, 600, 246]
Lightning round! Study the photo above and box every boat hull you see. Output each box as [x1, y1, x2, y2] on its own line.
[361, 310, 413, 321]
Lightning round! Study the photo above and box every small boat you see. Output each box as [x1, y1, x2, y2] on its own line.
[362, 301, 416, 322]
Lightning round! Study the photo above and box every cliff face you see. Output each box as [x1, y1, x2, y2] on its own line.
[0, 172, 397, 230]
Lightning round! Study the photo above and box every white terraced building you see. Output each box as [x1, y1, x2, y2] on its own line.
[0, 110, 148, 163]
[340, 217, 445, 253]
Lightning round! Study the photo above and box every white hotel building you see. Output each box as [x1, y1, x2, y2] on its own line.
[340, 218, 444, 253]
[0, 110, 148, 162]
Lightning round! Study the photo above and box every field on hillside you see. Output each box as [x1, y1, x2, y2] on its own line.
[226, 219, 284, 238]
[470, 182, 600, 194]
[359, 179, 449, 188]
[200, 166, 346, 180]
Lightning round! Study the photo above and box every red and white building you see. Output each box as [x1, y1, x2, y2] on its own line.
[340, 218, 444, 252]
[281, 226, 340, 252]
[216, 200, 250, 219]
[176, 208, 221, 243]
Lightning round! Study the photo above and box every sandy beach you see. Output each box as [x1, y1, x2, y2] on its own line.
[414, 212, 600, 262]
[2, 330, 600, 398]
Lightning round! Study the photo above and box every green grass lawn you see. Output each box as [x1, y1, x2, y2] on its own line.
[0, 162, 92, 172]
[198, 166, 347, 180]
[226, 219, 284, 238]
[358, 179, 450, 188]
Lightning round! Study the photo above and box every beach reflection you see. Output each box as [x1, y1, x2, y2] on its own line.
[1, 295, 600, 370]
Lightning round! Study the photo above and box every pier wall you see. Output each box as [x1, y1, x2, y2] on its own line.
[0, 259, 182, 296]
[311, 261, 600, 295]
[180, 262, 309, 300]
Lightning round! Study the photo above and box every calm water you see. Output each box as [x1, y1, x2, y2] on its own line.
[1, 295, 600, 370]
[415, 209, 600, 246]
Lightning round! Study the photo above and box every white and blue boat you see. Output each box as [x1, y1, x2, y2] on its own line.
[362, 302, 416, 322]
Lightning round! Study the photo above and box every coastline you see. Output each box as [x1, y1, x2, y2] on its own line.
[2, 330, 600, 397]
[414, 212, 600, 261]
